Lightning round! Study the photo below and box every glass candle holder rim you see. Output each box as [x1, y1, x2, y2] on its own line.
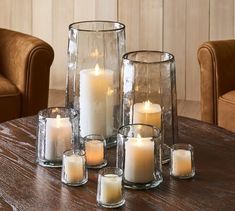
[122, 50, 175, 65]
[38, 107, 78, 119]
[69, 20, 125, 32]
[118, 123, 161, 139]
[84, 134, 105, 141]
[63, 149, 85, 157]
[98, 167, 123, 177]
[84, 134, 107, 152]
[172, 143, 194, 151]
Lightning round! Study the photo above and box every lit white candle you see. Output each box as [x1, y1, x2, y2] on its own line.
[64, 154, 84, 183]
[172, 149, 192, 176]
[106, 87, 114, 136]
[100, 174, 122, 204]
[80, 64, 114, 137]
[133, 100, 161, 128]
[124, 135, 154, 183]
[45, 115, 72, 161]
[85, 140, 104, 166]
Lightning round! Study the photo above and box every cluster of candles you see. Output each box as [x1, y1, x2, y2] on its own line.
[39, 110, 194, 208]
[37, 63, 194, 208]
[79, 64, 162, 137]
[38, 104, 195, 208]
[61, 150, 125, 208]
[40, 112, 123, 207]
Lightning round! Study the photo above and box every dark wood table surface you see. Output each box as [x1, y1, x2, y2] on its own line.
[0, 116, 234, 210]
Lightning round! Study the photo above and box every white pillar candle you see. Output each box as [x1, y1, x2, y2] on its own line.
[133, 100, 161, 128]
[45, 115, 72, 161]
[64, 154, 84, 183]
[124, 135, 154, 183]
[172, 149, 192, 176]
[106, 87, 114, 136]
[85, 140, 104, 166]
[100, 174, 122, 204]
[80, 64, 114, 137]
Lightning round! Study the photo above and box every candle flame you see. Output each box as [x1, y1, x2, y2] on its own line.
[107, 87, 114, 96]
[91, 48, 102, 58]
[56, 114, 61, 128]
[52, 107, 59, 113]
[91, 48, 99, 57]
[95, 64, 100, 75]
[144, 100, 151, 110]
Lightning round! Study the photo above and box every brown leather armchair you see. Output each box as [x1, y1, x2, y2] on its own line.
[0, 28, 54, 123]
[198, 40, 235, 133]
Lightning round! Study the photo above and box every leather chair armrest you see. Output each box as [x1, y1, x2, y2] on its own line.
[198, 40, 235, 124]
[0, 28, 54, 116]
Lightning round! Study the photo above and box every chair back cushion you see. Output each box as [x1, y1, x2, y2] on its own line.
[0, 74, 21, 122]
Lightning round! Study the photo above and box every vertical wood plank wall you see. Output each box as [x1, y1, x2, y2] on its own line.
[163, 0, 186, 101]
[185, 0, 210, 101]
[0, 0, 234, 101]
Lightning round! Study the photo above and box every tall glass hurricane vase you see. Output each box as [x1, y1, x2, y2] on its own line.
[120, 51, 178, 163]
[66, 21, 126, 146]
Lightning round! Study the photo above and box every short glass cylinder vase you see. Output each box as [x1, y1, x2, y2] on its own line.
[66, 21, 126, 147]
[84, 134, 107, 169]
[120, 50, 178, 163]
[36, 107, 79, 167]
[117, 124, 163, 189]
[97, 167, 125, 208]
[61, 149, 88, 186]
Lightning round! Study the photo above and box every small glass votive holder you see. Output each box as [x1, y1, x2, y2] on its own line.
[170, 144, 195, 179]
[117, 124, 163, 189]
[36, 107, 79, 167]
[97, 167, 125, 208]
[61, 149, 88, 186]
[84, 134, 107, 169]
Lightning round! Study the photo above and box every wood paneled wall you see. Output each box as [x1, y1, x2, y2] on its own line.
[0, 0, 234, 101]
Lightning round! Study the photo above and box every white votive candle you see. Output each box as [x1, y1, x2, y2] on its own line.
[100, 174, 122, 204]
[80, 64, 114, 137]
[172, 149, 192, 176]
[85, 140, 104, 166]
[124, 135, 154, 183]
[133, 100, 161, 128]
[45, 115, 72, 161]
[64, 154, 84, 183]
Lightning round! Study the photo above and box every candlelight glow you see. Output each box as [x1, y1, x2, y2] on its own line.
[56, 114, 61, 128]
[91, 48, 99, 57]
[136, 134, 142, 145]
[95, 64, 100, 75]
[144, 100, 151, 110]
[107, 87, 114, 96]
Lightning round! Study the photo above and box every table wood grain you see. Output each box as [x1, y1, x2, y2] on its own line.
[0, 116, 234, 210]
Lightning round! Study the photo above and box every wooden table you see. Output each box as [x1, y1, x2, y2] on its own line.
[0, 116, 234, 210]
